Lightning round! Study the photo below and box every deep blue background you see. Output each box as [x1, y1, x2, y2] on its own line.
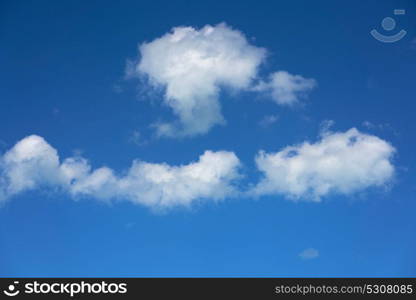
[0, 0, 415, 276]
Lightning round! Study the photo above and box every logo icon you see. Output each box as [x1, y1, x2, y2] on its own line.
[371, 9, 407, 43]
[3, 281, 20, 297]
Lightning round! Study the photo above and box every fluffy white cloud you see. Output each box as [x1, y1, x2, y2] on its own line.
[253, 71, 317, 105]
[131, 23, 317, 137]
[252, 128, 395, 200]
[133, 23, 266, 137]
[0, 129, 397, 207]
[0, 135, 241, 208]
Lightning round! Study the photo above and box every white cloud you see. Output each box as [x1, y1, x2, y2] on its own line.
[252, 128, 395, 200]
[1, 135, 63, 195]
[411, 37, 416, 50]
[253, 71, 317, 105]
[319, 119, 335, 133]
[259, 114, 279, 127]
[299, 248, 319, 260]
[134, 23, 266, 137]
[0, 135, 241, 208]
[130, 23, 317, 137]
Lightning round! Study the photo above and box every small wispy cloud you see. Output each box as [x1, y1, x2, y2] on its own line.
[362, 121, 392, 130]
[299, 248, 319, 260]
[259, 114, 279, 127]
[253, 71, 317, 105]
[129, 130, 147, 146]
[0, 129, 396, 210]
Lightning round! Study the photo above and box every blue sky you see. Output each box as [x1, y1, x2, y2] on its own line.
[0, 0, 415, 277]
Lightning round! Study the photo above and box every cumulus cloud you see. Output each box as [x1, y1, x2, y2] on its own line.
[0, 135, 241, 208]
[1, 135, 63, 196]
[251, 128, 395, 200]
[128, 130, 147, 146]
[130, 23, 316, 137]
[411, 37, 416, 50]
[0, 129, 397, 208]
[253, 71, 317, 105]
[133, 23, 266, 137]
[299, 248, 319, 260]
